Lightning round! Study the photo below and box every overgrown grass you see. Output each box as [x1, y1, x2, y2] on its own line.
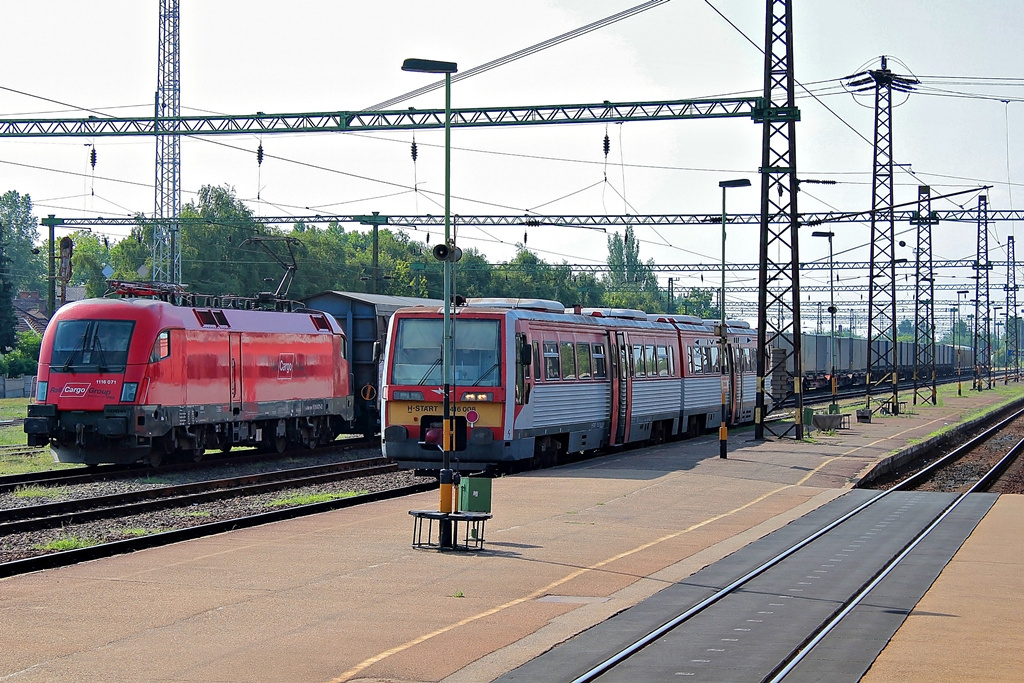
[0, 397, 31, 422]
[267, 490, 366, 507]
[118, 528, 157, 537]
[0, 426, 81, 475]
[175, 509, 212, 518]
[14, 484, 68, 499]
[34, 536, 99, 552]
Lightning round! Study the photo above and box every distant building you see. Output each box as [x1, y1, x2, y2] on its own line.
[13, 287, 88, 334]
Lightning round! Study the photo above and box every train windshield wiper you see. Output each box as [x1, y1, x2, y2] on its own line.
[472, 362, 499, 386]
[92, 334, 109, 372]
[61, 328, 90, 372]
[416, 357, 442, 385]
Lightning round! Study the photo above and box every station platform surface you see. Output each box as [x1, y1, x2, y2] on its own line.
[2, 388, 1023, 683]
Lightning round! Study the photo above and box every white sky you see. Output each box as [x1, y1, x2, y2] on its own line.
[0, 0, 1021, 324]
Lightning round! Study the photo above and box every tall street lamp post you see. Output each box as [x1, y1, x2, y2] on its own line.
[812, 230, 837, 409]
[402, 58, 458, 547]
[717, 178, 750, 459]
[956, 289, 968, 395]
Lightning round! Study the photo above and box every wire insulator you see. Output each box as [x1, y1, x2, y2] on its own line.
[411, 141, 418, 162]
[603, 133, 610, 157]
[524, 230, 528, 244]
[257, 143, 264, 166]
[89, 147, 97, 169]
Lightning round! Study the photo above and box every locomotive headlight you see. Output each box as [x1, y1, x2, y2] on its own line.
[120, 382, 138, 402]
[393, 390, 424, 401]
[35, 381, 47, 402]
[462, 392, 493, 401]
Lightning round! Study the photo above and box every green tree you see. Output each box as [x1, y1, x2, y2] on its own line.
[0, 330, 42, 377]
[897, 318, 914, 343]
[603, 225, 661, 311]
[0, 191, 46, 292]
[68, 231, 114, 297]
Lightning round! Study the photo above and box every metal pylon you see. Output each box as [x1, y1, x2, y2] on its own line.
[974, 195, 992, 389]
[844, 56, 917, 414]
[754, 0, 802, 440]
[154, 0, 181, 284]
[912, 186, 937, 405]
[1007, 235, 1019, 382]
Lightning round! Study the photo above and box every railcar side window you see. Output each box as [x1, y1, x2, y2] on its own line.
[592, 344, 607, 379]
[560, 341, 577, 380]
[656, 345, 670, 376]
[645, 345, 656, 376]
[575, 342, 592, 379]
[150, 330, 171, 362]
[688, 346, 699, 375]
[632, 345, 645, 377]
[533, 341, 541, 380]
[543, 341, 560, 380]
[701, 347, 713, 374]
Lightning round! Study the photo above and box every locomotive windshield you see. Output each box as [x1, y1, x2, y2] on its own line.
[50, 319, 135, 372]
[392, 318, 500, 387]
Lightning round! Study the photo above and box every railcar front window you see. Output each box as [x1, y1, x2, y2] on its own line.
[391, 318, 501, 387]
[51, 319, 135, 372]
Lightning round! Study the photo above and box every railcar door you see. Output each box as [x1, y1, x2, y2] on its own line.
[727, 342, 739, 425]
[229, 333, 242, 414]
[609, 331, 631, 445]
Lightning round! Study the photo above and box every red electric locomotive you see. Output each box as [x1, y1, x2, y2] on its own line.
[25, 293, 354, 465]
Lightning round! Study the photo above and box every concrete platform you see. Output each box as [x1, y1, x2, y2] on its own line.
[1, 388, 1023, 683]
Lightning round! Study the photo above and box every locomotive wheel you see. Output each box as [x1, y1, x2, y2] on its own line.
[274, 435, 287, 453]
[191, 447, 205, 463]
[147, 450, 163, 468]
[220, 443, 232, 454]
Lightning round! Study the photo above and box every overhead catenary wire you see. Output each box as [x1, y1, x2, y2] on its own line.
[364, 0, 671, 111]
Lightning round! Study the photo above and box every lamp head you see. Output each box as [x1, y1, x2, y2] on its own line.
[402, 58, 458, 74]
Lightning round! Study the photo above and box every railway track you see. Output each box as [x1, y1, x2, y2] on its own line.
[0, 456, 398, 534]
[0, 436, 378, 492]
[0, 452, 433, 578]
[559, 409, 1024, 682]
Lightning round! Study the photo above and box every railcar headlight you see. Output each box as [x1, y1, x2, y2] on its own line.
[35, 381, 47, 402]
[120, 382, 138, 402]
[393, 390, 424, 400]
[462, 392, 493, 401]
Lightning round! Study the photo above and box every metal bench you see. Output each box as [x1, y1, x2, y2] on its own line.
[410, 510, 491, 551]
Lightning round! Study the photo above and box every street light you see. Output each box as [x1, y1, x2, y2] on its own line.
[716, 178, 750, 459]
[956, 289, 968, 395]
[812, 230, 837, 409]
[403, 57, 458, 546]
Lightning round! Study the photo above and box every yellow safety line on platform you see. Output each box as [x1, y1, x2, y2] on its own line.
[329, 411, 958, 682]
[794, 414, 950, 486]
[328, 483, 797, 683]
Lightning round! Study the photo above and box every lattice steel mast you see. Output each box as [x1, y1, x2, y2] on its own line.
[1007, 235, 1019, 382]
[911, 185, 937, 405]
[754, 0, 802, 440]
[154, 0, 181, 284]
[844, 56, 917, 414]
[974, 195, 992, 390]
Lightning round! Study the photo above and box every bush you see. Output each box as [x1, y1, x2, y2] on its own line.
[0, 331, 41, 378]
